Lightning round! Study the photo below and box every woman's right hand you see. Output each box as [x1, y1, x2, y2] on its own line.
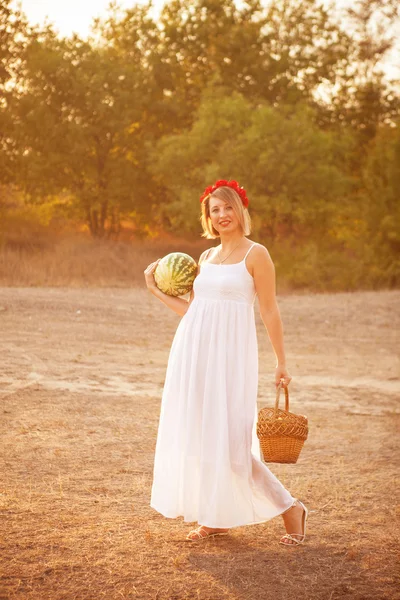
[144, 258, 161, 292]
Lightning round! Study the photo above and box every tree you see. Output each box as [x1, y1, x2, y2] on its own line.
[0, 0, 29, 185]
[321, 0, 400, 142]
[359, 123, 400, 286]
[13, 14, 162, 237]
[154, 0, 351, 121]
[149, 84, 351, 240]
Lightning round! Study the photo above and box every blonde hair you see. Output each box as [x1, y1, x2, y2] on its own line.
[200, 186, 252, 239]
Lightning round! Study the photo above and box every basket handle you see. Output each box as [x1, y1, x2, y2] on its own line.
[275, 381, 289, 413]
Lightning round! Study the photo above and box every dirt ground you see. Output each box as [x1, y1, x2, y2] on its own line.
[1, 287, 399, 600]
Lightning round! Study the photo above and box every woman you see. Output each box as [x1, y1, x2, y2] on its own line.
[144, 180, 308, 545]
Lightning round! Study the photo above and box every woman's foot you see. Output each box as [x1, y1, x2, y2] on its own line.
[185, 525, 230, 541]
[280, 499, 308, 545]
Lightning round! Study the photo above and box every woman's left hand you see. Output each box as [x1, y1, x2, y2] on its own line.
[275, 365, 292, 388]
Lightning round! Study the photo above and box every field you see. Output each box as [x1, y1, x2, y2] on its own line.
[1, 286, 399, 600]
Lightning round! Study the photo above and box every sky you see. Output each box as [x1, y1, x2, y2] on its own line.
[15, 0, 164, 35]
[13, 0, 400, 80]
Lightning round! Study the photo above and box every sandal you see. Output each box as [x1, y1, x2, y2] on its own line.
[280, 499, 308, 546]
[185, 525, 229, 542]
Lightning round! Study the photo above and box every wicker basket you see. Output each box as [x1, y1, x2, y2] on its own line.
[257, 382, 308, 464]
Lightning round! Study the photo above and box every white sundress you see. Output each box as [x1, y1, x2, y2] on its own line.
[150, 242, 296, 528]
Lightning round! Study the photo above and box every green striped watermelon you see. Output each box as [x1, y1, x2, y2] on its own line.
[154, 252, 198, 296]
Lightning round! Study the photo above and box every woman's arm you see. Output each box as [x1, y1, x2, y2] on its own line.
[250, 245, 292, 387]
[148, 285, 192, 317]
[144, 251, 207, 317]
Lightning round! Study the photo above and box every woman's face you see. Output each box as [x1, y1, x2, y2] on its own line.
[209, 196, 240, 235]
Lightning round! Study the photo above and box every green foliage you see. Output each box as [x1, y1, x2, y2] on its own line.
[149, 87, 352, 239]
[358, 125, 400, 286]
[11, 10, 166, 237]
[0, 186, 68, 250]
[0, 0, 30, 185]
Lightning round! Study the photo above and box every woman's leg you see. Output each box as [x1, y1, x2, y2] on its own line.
[280, 499, 307, 544]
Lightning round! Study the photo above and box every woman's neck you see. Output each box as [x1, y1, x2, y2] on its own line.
[219, 233, 246, 251]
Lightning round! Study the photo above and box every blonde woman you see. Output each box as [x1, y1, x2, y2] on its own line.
[144, 180, 308, 545]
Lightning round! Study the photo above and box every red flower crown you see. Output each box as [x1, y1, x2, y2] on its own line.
[199, 179, 249, 208]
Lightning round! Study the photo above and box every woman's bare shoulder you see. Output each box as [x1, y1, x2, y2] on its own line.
[247, 242, 274, 269]
[248, 241, 271, 256]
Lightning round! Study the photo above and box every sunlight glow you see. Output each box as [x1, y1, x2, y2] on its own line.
[14, 0, 400, 79]
[15, 0, 165, 38]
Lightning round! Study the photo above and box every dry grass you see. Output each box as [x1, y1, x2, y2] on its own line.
[0, 235, 211, 289]
[1, 230, 395, 292]
[1, 287, 400, 600]
[0, 234, 312, 293]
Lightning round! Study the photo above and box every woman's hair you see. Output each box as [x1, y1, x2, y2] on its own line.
[200, 186, 252, 239]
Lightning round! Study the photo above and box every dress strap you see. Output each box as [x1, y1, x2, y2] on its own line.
[206, 247, 214, 260]
[201, 247, 213, 263]
[243, 243, 257, 261]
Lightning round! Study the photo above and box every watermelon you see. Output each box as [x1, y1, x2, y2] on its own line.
[154, 252, 198, 297]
